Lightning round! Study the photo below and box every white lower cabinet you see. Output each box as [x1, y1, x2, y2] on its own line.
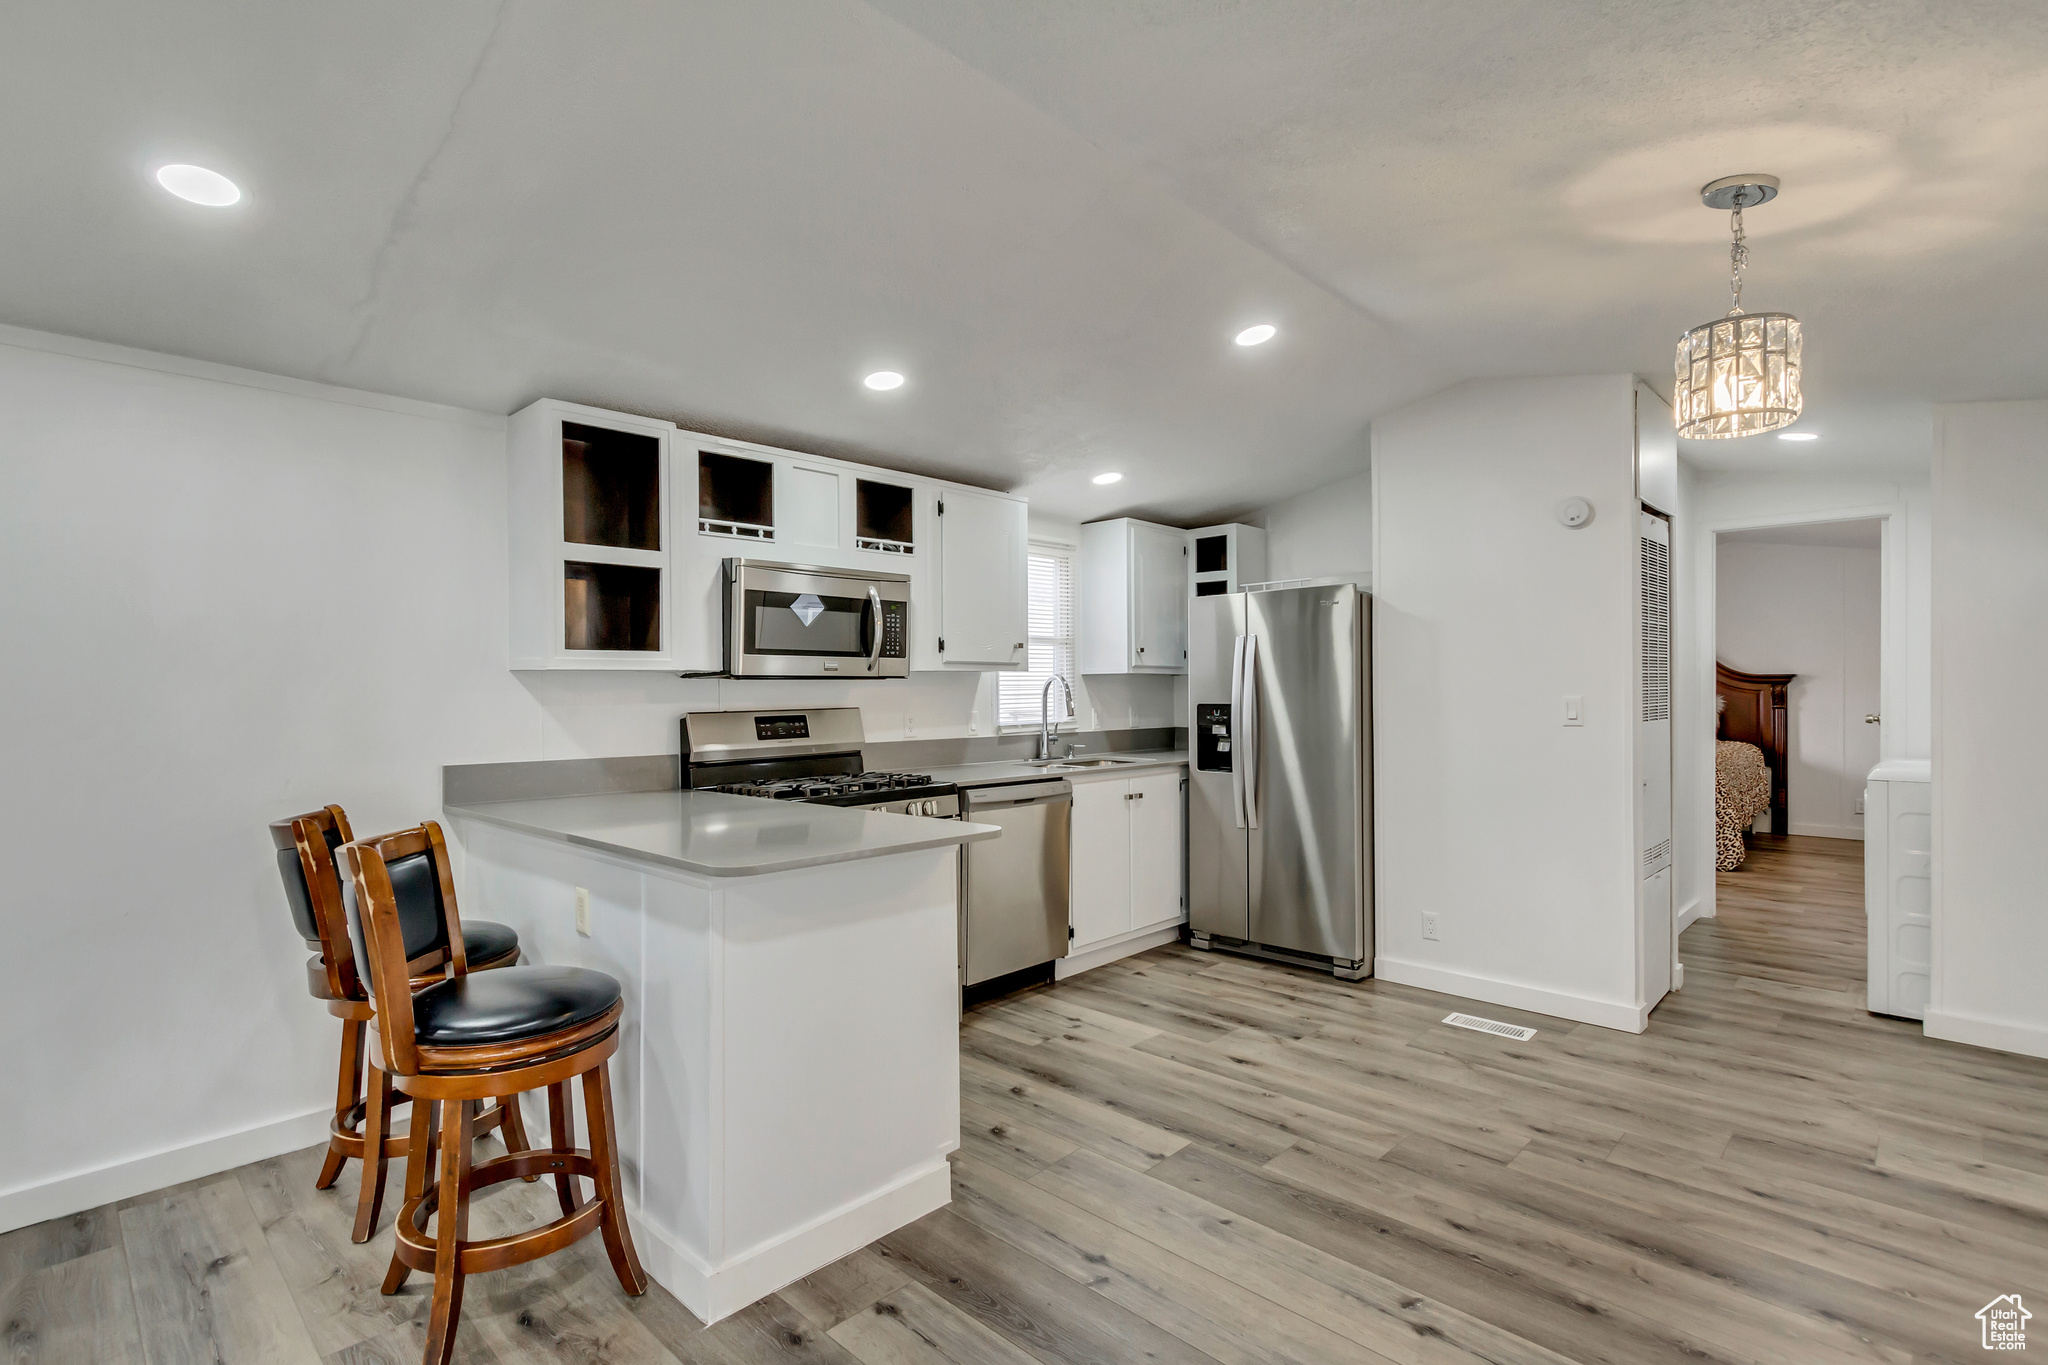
[1066, 769, 1186, 963]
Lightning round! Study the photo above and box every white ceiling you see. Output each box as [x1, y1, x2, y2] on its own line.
[5, 3, 2042, 521]
[1720, 518, 1883, 550]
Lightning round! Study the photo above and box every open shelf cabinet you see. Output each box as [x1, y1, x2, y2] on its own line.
[510, 399, 676, 669]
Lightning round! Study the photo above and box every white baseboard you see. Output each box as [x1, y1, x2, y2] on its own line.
[1676, 897, 1710, 934]
[1055, 922, 1184, 980]
[1373, 956, 1648, 1033]
[1790, 823, 1864, 841]
[1923, 1007, 2048, 1061]
[0, 1107, 332, 1236]
[632, 1159, 952, 1325]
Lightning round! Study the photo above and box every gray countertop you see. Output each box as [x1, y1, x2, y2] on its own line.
[446, 789, 1000, 879]
[921, 749, 1188, 788]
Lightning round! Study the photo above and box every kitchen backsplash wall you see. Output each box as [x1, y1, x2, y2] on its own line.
[513, 632, 1178, 760]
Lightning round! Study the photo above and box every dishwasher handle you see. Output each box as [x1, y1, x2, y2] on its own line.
[964, 779, 1074, 809]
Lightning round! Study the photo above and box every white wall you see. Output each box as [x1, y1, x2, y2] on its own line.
[1717, 540, 1881, 840]
[0, 326, 1176, 1231]
[1256, 468, 1372, 583]
[1925, 400, 2048, 1060]
[1371, 375, 1649, 1030]
[1669, 458, 1713, 942]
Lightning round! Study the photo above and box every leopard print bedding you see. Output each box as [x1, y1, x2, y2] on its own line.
[1715, 739, 1771, 871]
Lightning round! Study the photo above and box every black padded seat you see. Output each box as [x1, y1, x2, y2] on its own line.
[462, 920, 520, 968]
[411, 966, 622, 1049]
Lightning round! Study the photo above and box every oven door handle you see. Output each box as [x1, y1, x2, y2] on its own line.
[866, 586, 884, 673]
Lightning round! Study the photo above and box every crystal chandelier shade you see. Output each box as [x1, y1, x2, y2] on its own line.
[1674, 175, 1802, 439]
[1674, 310, 1802, 438]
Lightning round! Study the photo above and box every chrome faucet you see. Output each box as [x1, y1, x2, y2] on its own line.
[1036, 674, 1074, 761]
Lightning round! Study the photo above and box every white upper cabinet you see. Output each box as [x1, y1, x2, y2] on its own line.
[931, 486, 1028, 670]
[1187, 522, 1268, 598]
[1079, 517, 1188, 674]
[511, 400, 1029, 674]
[509, 399, 677, 670]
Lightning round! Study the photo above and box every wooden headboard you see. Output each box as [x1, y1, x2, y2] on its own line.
[1717, 662, 1794, 836]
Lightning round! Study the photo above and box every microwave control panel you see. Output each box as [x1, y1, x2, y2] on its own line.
[879, 600, 907, 658]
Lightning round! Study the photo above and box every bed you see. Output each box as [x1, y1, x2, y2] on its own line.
[1714, 662, 1794, 869]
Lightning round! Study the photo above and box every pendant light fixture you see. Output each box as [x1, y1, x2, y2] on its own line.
[1674, 174, 1802, 438]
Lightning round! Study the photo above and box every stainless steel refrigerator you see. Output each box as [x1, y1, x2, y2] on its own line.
[1187, 582, 1372, 978]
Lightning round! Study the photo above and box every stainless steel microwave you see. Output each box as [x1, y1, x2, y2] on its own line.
[723, 559, 910, 679]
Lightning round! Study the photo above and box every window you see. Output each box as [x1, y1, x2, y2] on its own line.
[998, 544, 1077, 729]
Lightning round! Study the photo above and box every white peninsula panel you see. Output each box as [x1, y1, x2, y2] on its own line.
[449, 791, 985, 1323]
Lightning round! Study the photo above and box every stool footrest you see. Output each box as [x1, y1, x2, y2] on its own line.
[392, 1148, 602, 1275]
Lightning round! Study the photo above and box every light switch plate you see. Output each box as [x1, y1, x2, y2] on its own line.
[1563, 695, 1584, 726]
[574, 887, 591, 937]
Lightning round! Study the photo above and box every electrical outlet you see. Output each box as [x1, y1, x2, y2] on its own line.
[1422, 912, 1441, 941]
[574, 887, 591, 937]
[1854, 795, 1865, 815]
[904, 716, 916, 738]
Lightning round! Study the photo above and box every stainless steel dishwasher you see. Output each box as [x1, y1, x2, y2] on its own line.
[960, 778, 1072, 986]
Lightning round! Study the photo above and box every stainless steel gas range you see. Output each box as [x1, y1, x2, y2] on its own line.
[681, 706, 1073, 997]
[680, 707, 960, 816]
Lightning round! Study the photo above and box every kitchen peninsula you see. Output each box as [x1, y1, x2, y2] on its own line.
[443, 781, 996, 1324]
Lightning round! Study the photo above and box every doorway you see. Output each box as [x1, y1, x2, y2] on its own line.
[1716, 518, 1883, 843]
[1694, 514, 1887, 1005]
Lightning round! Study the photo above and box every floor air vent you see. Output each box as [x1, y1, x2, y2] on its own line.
[1442, 1013, 1537, 1041]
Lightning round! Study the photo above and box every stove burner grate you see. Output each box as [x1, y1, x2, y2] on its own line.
[714, 771, 940, 802]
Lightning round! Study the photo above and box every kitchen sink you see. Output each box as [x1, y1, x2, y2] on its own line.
[1041, 757, 1136, 769]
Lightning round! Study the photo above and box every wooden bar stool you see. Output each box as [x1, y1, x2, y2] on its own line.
[270, 804, 530, 1241]
[342, 821, 645, 1365]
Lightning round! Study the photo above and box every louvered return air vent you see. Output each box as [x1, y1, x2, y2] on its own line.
[1442, 1013, 1538, 1041]
[1643, 838, 1673, 868]
[1641, 533, 1671, 722]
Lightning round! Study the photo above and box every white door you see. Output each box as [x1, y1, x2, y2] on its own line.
[1068, 779, 1132, 949]
[1843, 545, 1882, 817]
[1127, 770, 1185, 930]
[938, 488, 1028, 668]
[1639, 509, 1674, 1007]
[1131, 522, 1188, 672]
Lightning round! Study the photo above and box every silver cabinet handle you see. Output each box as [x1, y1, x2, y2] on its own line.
[1865, 714, 1881, 724]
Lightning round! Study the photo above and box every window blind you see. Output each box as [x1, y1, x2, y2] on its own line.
[998, 546, 1077, 729]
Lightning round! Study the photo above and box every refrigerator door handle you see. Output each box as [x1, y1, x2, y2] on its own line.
[1239, 632, 1260, 829]
[1229, 634, 1247, 828]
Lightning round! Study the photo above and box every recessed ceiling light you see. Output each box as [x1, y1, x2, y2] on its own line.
[1778, 432, 1819, 441]
[1091, 472, 1124, 485]
[863, 371, 905, 391]
[155, 164, 240, 206]
[1234, 324, 1277, 347]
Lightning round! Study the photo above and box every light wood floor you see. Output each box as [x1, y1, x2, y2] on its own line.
[8, 834, 2046, 1364]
